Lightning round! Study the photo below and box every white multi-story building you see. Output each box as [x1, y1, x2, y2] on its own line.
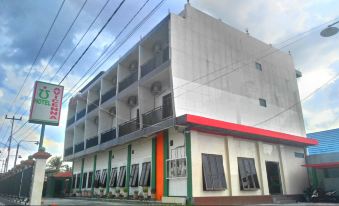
[64, 4, 317, 205]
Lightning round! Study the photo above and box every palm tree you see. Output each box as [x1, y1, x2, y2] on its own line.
[47, 156, 63, 171]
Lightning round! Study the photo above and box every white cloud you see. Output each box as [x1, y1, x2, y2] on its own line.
[0, 89, 3, 98]
[304, 107, 339, 132]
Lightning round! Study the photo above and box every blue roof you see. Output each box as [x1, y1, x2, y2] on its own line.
[307, 128, 339, 155]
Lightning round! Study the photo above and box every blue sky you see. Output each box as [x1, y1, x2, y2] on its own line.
[0, 0, 338, 169]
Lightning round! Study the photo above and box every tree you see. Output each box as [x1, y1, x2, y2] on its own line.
[47, 156, 63, 171]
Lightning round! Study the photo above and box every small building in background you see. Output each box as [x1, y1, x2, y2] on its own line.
[44, 171, 72, 198]
[306, 128, 339, 192]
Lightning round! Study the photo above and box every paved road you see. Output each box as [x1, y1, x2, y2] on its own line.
[42, 198, 162, 206]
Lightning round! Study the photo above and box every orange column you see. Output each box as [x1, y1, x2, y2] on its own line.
[155, 132, 164, 200]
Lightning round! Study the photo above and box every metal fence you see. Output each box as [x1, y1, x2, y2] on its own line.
[0, 165, 33, 203]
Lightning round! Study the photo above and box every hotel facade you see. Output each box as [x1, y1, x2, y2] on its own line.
[64, 5, 317, 205]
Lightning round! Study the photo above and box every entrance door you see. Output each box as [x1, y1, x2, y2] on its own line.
[162, 93, 173, 118]
[265, 161, 282, 194]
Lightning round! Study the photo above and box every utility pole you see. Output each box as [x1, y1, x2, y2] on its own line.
[4, 115, 22, 172]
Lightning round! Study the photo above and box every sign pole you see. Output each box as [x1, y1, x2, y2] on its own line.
[39, 124, 45, 150]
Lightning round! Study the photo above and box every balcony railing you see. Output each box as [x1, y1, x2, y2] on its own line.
[141, 47, 169, 77]
[67, 115, 75, 127]
[64, 146, 73, 156]
[101, 87, 116, 104]
[87, 99, 99, 114]
[86, 136, 98, 149]
[100, 128, 116, 144]
[76, 108, 86, 121]
[119, 118, 140, 137]
[142, 106, 172, 128]
[118, 72, 138, 92]
[74, 141, 84, 153]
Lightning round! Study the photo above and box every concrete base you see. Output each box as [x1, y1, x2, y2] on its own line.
[162, 197, 186, 205]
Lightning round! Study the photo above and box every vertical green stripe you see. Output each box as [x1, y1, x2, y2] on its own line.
[126, 145, 132, 197]
[151, 137, 157, 193]
[91, 154, 97, 196]
[185, 131, 193, 203]
[163, 130, 169, 197]
[106, 151, 112, 194]
[79, 158, 85, 192]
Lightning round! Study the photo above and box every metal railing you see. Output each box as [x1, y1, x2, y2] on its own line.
[66, 115, 75, 127]
[142, 106, 172, 128]
[100, 128, 116, 144]
[76, 109, 86, 121]
[119, 118, 140, 137]
[101, 87, 116, 104]
[141, 47, 169, 77]
[87, 99, 99, 114]
[74, 141, 84, 153]
[86, 136, 98, 149]
[64, 147, 73, 156]
[118, 72, 138, 92]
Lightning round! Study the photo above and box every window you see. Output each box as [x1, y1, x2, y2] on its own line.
[82, 172, 87, 188]
[87, 172, 93, 188]
[109, 168, 118, 187]
[76, 174, 81, 188]
[167, 158, 187, 178]
[259, 98, 267, 107]
[202, 154, 227, 191]
[129, 164, 139, 187]
[117, 166, 126, 187]
[100, 169, 107, 187]
[94, 170, 101, 188]
[72, 174, 76, 189]
[139, 162, 151, 186]
[162, 93, 173, 118]
[255, 62, 262, 71]
[294, 152, 305, 158]
[238, 157, 260, 190]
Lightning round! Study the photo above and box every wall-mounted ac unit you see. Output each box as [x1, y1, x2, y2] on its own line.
[127, 96, 137, 107]
[128, 61, 138, 73]
[150, 81, 162, 95]
[153, 42, 162, 54]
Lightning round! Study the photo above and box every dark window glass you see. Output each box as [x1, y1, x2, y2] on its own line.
[100, 169, 107, 187]
[82, 173, 87, 188]
[162, 93, 173, 118]
[72, 174, 76, 189]
[109, 168, 118, 187]
[87, 172, 93, 188]
[294, 152, 304, 158]
[129, 164, 139, 187]
[255, 62, 262, 71]
[117, 166, 126, 187]
[238, 157, 260, 190]
[139, 162, 151, 186]
[94, 170, 101, 188]
[76, 174, 80, 188]
[259, 98, 267, 107]
[324, 168, 339, 178]
[202, 153, 227, 191]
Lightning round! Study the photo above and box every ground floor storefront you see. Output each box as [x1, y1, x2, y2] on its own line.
[69, 115, 317, 205]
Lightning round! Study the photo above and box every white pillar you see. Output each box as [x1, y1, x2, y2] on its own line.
[30, 150, 51, 205]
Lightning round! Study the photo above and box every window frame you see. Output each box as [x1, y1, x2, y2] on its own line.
[139, 162, 151, 186]
[117, 166, 126, 187]
[238, 157, 260, 190]
[129, 164, 139, 187]
[109, 167, 118, 187]
[94, 170, 101, 188]
[82, 172, 88, 188]
[259, 98, 267, 107]
[87, 171, 93, 188]
[202, 153, 227, 191]
[255, 62, 262, 71]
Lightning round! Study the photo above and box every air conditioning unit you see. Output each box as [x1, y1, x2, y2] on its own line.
[153, 42, 162, 54]
[127, 96, 137, 107]
[150, 81, 162, 95]
[109, 107, 116, 115]
[128, 61, 138, 72]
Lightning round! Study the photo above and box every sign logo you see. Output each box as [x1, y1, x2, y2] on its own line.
[29, 81, 64, 126]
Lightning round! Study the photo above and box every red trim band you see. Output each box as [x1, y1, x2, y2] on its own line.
[178, 114, 318, 146]
[303, 162, 339, 168]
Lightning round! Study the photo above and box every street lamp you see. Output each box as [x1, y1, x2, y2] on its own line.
[13, 139, 39, 166]
[320, 21, 339, 37]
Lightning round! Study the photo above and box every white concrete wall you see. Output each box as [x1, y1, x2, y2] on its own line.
[168, 128, 187, 197]
[111, 145, 128, 192]
[190, 131, 308, 197]
[170, 5, 306, 137]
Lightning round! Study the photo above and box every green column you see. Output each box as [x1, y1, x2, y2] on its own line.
[185, 131, 193, 203]
[91, 154, 97, 196]
[106, 151, 112, 194]
[126, 145, 132, 197]
[151, 138, 157, 194]
[79, 158, 85, 192]
[163, 130, 169, 197]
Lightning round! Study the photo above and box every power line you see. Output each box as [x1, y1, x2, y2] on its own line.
[13, 0, 88, 116]
[58, 0, 126, 85]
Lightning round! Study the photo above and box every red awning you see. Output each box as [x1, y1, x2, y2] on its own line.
[303, 162, 339, 168]
[177, 114, 318, 147]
